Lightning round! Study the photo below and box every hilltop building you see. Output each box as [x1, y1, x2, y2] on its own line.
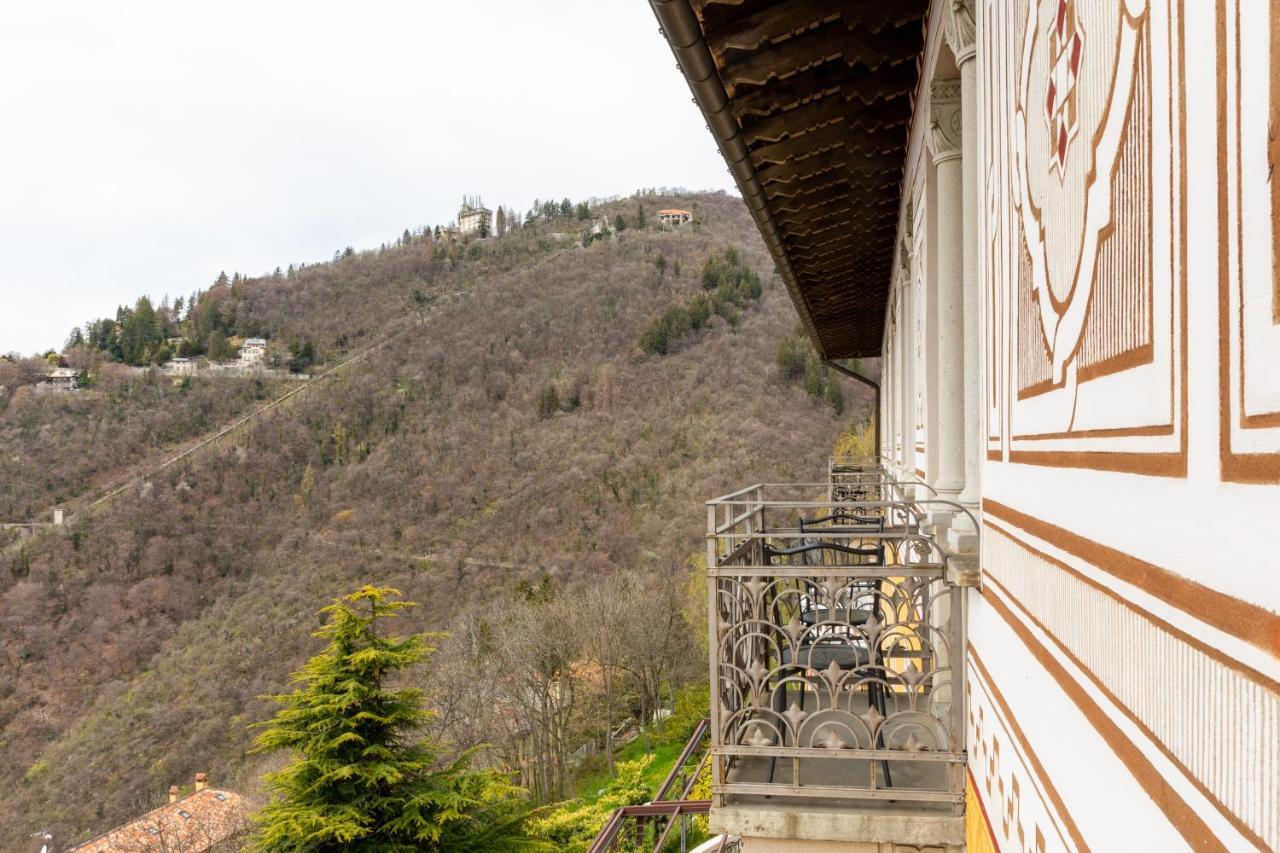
[654, 2, 1279, 852]
[458, 196, 492, 236]
[67, 774, 248, 851]
[656, 208, 691, 226]
[239, 338, 267, 365]
[37, 367, 77, 392]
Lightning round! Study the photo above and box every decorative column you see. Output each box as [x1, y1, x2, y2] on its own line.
[899, 262, 917, 496]
[945, 0, 980, 552]
[925, 78, 965, 524]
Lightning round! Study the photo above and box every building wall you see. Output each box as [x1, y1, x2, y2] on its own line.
[881, 2, 1280, 850]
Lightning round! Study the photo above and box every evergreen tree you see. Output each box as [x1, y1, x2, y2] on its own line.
[575, 202, 590, 221]
[614, 214, 626, 232]
[635, 203, 646, 228]
[825, 377, 845, 414]
[559, 198, 572, 218]
[253, 586, 540, 852]
[120, 296, 160, 365]
[207, 329, 231, 362]
[537, 384, 560, 419]
[496, 206, 507, 237]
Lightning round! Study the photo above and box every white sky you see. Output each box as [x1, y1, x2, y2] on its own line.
[0, 1, 735, 355]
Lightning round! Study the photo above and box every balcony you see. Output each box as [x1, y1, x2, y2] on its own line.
[704, 466, 971, 849]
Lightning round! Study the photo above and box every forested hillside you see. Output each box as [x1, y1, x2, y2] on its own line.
[0, 192, 868, 846]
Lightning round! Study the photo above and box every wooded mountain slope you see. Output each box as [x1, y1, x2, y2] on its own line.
[0, 193, 865, 846]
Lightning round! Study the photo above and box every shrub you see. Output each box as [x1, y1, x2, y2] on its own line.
[656, 682, 709, 747]
[526, 755, 654, 850]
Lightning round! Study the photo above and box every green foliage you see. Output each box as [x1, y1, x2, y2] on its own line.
[288, 339, 314, 374]
[776, 328, 845, 413]
[833, 418, 876, 462]
[614, 214, 626, 232]
[825, 378, 845, 415]
[655, 682, 709, 747]
[635, 204, 646, 229]
[640, 246, 762, 357]
[252, 586, 538, 851]
[537, 383, 560, 419]
[207, 329, 232, 362]
[527, 755, 653, 851]
[776, 335, 807, 382]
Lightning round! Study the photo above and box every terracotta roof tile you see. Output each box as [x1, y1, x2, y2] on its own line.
[68, 789, 249, 852]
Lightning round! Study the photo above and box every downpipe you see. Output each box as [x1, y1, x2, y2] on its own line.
[824, 358, 881, 463]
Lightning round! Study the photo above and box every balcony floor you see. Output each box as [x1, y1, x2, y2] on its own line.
[723, 686, 955, 815]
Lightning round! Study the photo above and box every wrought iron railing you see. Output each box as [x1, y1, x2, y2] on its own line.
[588, 719, 741, 853]
[827, 456, 937, 503]
[705, 482, 967, 813]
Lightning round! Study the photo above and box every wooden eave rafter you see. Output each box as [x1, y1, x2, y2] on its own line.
[651, 0, 927, 358]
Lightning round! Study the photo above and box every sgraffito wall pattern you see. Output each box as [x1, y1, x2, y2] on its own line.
[993, 0, 1186, 473]
[882, 1, 1280, 849]
[1220, 0, 1280, 482]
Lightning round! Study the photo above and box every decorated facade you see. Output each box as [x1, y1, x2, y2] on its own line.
[654, 1, 1279, 850]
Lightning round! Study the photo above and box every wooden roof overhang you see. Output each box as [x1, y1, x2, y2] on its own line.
[650, 0, 928, 358]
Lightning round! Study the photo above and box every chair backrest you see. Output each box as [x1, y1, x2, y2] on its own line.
[800, 511, 885, 533]
[763, 540, 883, 566]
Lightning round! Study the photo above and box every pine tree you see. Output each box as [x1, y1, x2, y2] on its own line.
[207, 329, 231, 362]
[253, 586, 541, 852]
[496, 206, 507, 237]
[635, 203, 646, 228]
[614, 214, 626, 232]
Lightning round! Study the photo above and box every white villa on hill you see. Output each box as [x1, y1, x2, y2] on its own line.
[458, 196, 492, 236]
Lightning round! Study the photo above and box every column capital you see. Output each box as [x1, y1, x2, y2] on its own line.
[927, 78, 963, 165]
[945, 0, 977, 67]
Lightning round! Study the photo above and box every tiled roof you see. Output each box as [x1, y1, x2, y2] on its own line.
[67, 789, 249, 852]
[657, 209, 691, 215]
[651, 0, 928, 357]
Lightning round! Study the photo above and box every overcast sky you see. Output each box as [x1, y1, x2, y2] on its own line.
[0, 1, 734, 355]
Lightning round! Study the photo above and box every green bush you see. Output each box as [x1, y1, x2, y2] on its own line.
[527, 755, 654, 850]
[656, 682, 709, 747]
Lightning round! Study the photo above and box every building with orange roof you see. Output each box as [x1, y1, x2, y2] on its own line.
[67, 775, 249, 852]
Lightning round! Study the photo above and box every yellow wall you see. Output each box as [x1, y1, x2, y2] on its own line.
[966, 775, 999, 853]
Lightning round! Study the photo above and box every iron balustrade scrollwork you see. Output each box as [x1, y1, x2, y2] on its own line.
[705, 481, 968, 813]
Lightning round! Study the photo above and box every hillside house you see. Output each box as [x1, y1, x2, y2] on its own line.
[37, 367, 77, 392]
[656, 208, 691, 226]
[654, 2, 1280, 852]
[239, 338, 267, 365]
[166, 357, 195, 376]
[458, 196, 492, 236]
[67, 774, 248, 852]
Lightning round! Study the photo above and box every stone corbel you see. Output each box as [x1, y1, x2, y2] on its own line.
[926, 79, 963, 165]
[945, 0, 976, 67]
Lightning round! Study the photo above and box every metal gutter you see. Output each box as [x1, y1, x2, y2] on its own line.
[648, 0, 828, 357]
[824, 358, 881, 461]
